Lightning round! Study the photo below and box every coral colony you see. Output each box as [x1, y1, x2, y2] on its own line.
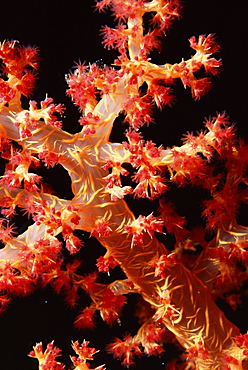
[0, 0, 248, 369]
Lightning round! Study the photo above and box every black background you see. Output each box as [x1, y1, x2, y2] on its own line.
[0, 1, 248, 369]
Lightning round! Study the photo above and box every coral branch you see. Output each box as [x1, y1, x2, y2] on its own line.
[0, 1, 247, 369]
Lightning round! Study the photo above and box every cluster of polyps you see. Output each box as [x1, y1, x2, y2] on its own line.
[0, 1, 248, 369]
